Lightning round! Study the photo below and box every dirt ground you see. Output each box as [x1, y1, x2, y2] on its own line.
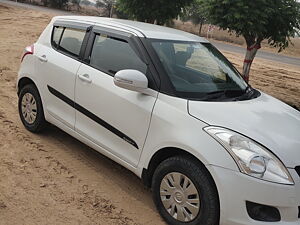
[223, 51, 300, 109]
[0, 3, 299, 225]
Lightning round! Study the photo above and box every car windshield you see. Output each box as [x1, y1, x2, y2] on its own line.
[151, 40, 249, 100]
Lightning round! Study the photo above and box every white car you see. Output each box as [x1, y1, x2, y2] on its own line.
[17, 16, 300, 225]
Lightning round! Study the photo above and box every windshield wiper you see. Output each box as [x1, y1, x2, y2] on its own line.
[235, 85, 257, 100]
[199, 90, 244, 101]
[245, 85, 253, 93]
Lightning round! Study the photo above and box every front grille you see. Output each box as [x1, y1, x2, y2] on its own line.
[296, 166, 300, 177]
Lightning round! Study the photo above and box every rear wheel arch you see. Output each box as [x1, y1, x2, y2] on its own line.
[17, 77, 47, 123]
[18, 77, 38, 96]
[18, 82, 47, 133]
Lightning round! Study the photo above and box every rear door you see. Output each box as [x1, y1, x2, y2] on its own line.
[74, 27, 159, 167]
[35, 21, 91, 129]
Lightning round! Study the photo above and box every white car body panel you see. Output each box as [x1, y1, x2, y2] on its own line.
[189, 93, 300, 168]
[209, 165, 300, 225]
[17, 54, 37, 86]
[75, 64, 158, 167]
[35, 43, 81, 128]
[138, 93, 239, 173]
[46, 110, 138, 173]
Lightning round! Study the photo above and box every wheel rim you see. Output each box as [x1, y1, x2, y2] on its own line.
[21, 93, 37, 124]
[160, 172, 201, 222]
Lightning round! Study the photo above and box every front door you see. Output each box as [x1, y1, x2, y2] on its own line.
[74, 29, 158, 167]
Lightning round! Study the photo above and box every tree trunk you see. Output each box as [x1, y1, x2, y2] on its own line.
[242, 43, 261, 82]
[198, 21, 203, 36]
[145, 19, 155, 24]
[109, 4, 113, 18]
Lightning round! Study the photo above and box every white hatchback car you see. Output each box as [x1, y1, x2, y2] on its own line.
[17, 16, 300, 225]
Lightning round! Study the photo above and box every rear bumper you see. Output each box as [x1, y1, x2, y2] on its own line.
[208, 165, 300, 225]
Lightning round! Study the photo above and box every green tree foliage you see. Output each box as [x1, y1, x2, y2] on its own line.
[117, 0, 193, 25]
[114, 6, 129, 19]
[201, 0, 300, 81]
[181, 0, 207, 35]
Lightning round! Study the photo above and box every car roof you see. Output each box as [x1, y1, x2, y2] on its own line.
[53, 16, 209, 42]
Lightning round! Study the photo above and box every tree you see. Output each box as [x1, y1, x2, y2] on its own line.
[201, 0, 300, 82]
[41, 0, 49, 6]
[71, 0, 81, 11]
[114, 6, 129, 19]
[117, 0, 193, 25]
[181, 0, 207, 35]
[49, 0, 68, 8]
[96, 0, 115, 17]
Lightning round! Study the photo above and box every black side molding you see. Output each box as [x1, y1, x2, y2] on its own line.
[47, 85, 139, 149]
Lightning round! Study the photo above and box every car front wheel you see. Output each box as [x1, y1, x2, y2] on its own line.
[152, 156, 220, 225]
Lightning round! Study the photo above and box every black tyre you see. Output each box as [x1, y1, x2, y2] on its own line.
[152, 156, 219, 225]
[18, 84, 47, 133]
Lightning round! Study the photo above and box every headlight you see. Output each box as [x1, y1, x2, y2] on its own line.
[204, 126, 294, 185]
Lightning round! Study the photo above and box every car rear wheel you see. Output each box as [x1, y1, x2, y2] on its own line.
[152, 156, 219, 225]
[18, 84, 46, 133]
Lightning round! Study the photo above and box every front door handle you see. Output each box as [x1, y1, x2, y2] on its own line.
[78, 74, 92, 83]
[37, 55, 48, 62]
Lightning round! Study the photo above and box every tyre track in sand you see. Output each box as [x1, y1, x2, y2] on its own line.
[0, 84, 163, 225]
[0, 101, 135, 225]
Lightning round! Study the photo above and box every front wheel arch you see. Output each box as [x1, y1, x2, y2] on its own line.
[142, 147, 218, 192]
[151, 154, 220, 225]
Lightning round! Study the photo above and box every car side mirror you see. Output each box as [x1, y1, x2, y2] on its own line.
[114, 69, 148, 92]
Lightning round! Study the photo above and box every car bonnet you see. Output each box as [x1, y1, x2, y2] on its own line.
[188, 92, 300, 168]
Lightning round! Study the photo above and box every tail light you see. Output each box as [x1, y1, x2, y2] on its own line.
[21, 44, 34, 62]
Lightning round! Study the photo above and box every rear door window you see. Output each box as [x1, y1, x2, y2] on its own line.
[60, 28, 85, 56]
[52, 26, 64, 48]
[89, 34, 147, 76]
[52, 26, 86, 57]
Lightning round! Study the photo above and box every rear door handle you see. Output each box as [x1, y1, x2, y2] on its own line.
[78, 74, 92, 83]
[37, 55, 48, 62]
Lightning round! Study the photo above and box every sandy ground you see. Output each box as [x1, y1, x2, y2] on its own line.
[223, 51, 300, 109]
[0, 3, 299, 225]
